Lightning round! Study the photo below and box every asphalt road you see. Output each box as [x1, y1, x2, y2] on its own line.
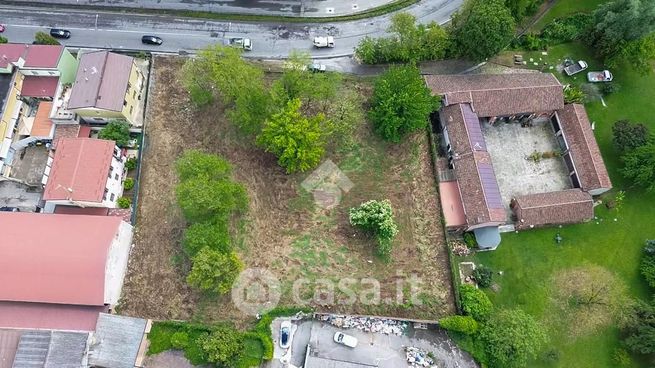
[0, 0, 463, 59]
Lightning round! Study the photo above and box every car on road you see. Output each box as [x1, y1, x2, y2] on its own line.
[0, 24, 5, 33]
[333, 332, 357, 348]
[49, 28, 71, 39]
[0, 206, 20, 212]
[307, 63, 326, 73]
[313, 36, 335, 48]
[226, 37, 252, 51]
[280, 321, 291, 349]
[141, 35, 163, 45]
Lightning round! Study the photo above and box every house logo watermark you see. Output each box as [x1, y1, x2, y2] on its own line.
[231, 268, 282, 316]
[301, 159, 353, 209]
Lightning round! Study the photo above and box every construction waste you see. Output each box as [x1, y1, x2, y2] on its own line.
[405, 347, 437, 367]
[317, 314, 408, 336]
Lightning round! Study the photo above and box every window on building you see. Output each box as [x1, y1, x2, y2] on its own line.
[133, 90, 137, 98]
[110, 193, 115, 201]
[123, 100, 127, 106]
[129, 105, 133, 115]
[115, 173, 119, 180]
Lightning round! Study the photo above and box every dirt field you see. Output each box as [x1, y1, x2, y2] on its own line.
[119, 56, 454, 323]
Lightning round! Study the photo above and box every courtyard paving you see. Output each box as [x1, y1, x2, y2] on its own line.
[482, 118, 571, 219]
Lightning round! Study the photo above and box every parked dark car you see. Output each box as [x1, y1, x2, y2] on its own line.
[141, 35, 163, 45]
[0, 206, 20, 212]
[50, 28, 71, 39]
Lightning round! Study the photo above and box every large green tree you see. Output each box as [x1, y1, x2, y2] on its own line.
[198, 326, 245, 367]
[612, 120, 651, 154]
[450, 0, 516, 61]
[620, 299, 655, 354]
[175, 149, 232, 181]
[175, 175, 248, 223]
[369, 65, 438, 142]
[182, 219, 231, 256]
[589, 0, 655, 60]
[480, 309, 548, 368]
[257, 98, 326, 173]
[98, 120, 131, 147]
[620, 142, 655, 191]
[187, 248, 243, 294]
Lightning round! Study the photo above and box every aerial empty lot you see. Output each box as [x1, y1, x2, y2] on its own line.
[119, 56, 454, 323]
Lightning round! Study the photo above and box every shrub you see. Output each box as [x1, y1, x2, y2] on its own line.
[123, 178, 135, 190]
[463, 232, 477, 248]
[125, 157, 138, 170]
[439, 315, 479, 335]
[349, 199, 399, 258]
[641, 252, 655, 288]
[0, 36, 7, 44]
[117, 197, 131, 209]
[540, 13, 592, 45]
[472, 266, 494, 288]
[197, 326, 244, 366]
[171, 331, 190, 349]
[186, 248, 243, 294]
[459, 284, 493, 321]
[33, 31, 60, 45]
[176, 149, 232, 182]
[601, 82, 621, 95]
[612, 348, 632, 367]
[563, 85, 585, 104]
[98, 120, 131, 147]
[182, 219, 232, 256]
[612, 120, 651, 154]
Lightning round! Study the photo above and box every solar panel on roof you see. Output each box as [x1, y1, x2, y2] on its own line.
[461, 104, 486, 151]
[478, 163, 504, 209]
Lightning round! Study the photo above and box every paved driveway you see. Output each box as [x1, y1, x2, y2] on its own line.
[267, 318, 477, 368]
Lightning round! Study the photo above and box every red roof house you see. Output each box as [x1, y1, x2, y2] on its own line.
[21, 75, 59, 98]
[0, 212, 133, 331]
[43, 137, 123, 207]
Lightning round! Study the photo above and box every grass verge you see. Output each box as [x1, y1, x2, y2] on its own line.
[6, 0, 420, 24]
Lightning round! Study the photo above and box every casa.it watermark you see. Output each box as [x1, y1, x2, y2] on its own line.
[231, 268, 424, 316]
[301, 159, 353, 209]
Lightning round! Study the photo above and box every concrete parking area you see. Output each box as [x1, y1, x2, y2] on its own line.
[0, 180, 42, 212]
[268, 318, 477, 368]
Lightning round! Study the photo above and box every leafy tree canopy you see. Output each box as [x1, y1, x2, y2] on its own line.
[175, 175, 248, 223]
[459, 284, 493, 321]
[176, 149, 232, 182]
[33, 31, 60, 45]
[620, 142, 655, 191]
[369, 65, 438, 142]
[98, 120, 131, 147]
[612, 120, 651, 153]
[480, 309, 548, 368]
[450, 0, 516, 61]
[589, 0, 655, 59]
[187, 248, 244, 294]
[182, 219, 232, 257]
[257, 98, 326, 173]
[198, 326, 245, 367]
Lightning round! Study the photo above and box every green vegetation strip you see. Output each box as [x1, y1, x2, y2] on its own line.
[7, 0, 420, 24]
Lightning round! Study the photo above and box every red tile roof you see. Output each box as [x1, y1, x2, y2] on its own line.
[558, 104, 612, 193]
[21, 76, 59, 98]
[512, 189, 594, 230]
[52, 124, 81, 149]
[22, 45, 63, 68]
[30, 101, 54, 137]
[425, 73, 564, 117]
[0, 212, 122, 306]
[43, 138, 116, 202]
[0, 301, 106, 332]
[68, 51, 134, 112]
[0, 44, 27, 68]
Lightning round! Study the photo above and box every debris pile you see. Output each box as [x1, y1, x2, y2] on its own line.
[405, 347, 437, 367]
[317, 314, 408, 336]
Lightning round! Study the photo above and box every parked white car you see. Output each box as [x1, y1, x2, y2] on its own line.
[313, 36, 335, 48]
[333, 332, 358, 348]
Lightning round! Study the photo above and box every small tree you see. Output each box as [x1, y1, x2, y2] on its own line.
[0, 36, 8, 44]
[117, 197, 131, 209]
[257, 98, 326, 173]
[98, 120, 131, 147]
[480, 308, 548, 368]
[449, 0, 516, 61]
[369, 65, 438, 142]
[176, 149, 232, 182]
[612, 120, 651, 153]
[33, 31, 60, 45]
[123, 178, 135, 190]
[641, 240, 655, 288]
[175, 176, 248, 223]
[620, 142, 655, 191]
[459, 284, 493, 321]
[182, 220, 232, 257]
[439, 315, 479, 335]
[349, 199, 399, 258]
[198, 326, 244, 366]
[187, 248, 243, 294]
[125, 157, 138, 170]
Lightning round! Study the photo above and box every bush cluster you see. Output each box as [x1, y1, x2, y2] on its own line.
[513, 13, 592, 50]
[349, 199, 399, 259]
[472, 266, 494, 288]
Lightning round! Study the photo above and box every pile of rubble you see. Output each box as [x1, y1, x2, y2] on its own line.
[317, 314, 408, 336]
[405, 347, 437, 367]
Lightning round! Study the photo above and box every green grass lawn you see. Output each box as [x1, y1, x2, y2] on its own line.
[467, 42, 655, 367]
[533, 0, 607, 30]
